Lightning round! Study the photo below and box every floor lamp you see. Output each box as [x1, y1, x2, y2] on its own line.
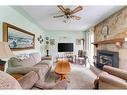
[0, 42, 14, 71]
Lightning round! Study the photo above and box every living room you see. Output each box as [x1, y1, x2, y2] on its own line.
[0, 1, 127, 93]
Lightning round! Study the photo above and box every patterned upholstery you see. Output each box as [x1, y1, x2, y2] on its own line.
[0, 71, 68, 90]
[18, 71, 39, 89]
[96, 66, 127, 89]
[0, 71, 22, 89]
[7, 52, 52, 84]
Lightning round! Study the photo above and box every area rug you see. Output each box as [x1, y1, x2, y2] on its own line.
[45, 65, 97, 89]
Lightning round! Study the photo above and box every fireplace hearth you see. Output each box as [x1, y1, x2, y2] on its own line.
[96, 50, 119, 69]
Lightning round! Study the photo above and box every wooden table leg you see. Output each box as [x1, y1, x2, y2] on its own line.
[60, 74, 66, 80]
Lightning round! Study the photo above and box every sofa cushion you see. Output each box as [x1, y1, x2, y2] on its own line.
[8, 56, 36, 67]
[0, 71, 22, 89]
[37, 60, 53, 67]
[34, 79, 68, 89]
[16, 53, 30, 60]
[29, 52, 41, 64]
[34, 81, 55, 89]
[8, 57, 21, 67]
[18, 71, 38, 89]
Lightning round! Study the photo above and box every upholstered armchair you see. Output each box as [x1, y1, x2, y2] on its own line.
[75, 50, 88, 65]
[95, 66, 127, 89]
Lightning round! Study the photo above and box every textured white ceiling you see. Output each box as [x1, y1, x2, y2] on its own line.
[20, 6, 123, 31]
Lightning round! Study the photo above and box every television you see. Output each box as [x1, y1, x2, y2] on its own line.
[58, 43, 73, 52]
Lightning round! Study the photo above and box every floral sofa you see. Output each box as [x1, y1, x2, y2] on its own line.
[6, 52, 53, 82]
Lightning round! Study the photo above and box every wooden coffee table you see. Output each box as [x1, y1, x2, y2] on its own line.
[55, 60, 71, 80]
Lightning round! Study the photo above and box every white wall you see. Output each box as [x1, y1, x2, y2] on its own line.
[45, 30, 85, 58]
[0, 6, 46, 55]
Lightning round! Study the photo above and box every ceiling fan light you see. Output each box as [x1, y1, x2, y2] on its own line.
[62, 17, 71, 24]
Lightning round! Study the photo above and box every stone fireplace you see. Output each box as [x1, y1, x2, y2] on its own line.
[96, 50, 119, 69]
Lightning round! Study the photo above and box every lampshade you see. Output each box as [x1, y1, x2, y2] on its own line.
[0, 42, 14, 59]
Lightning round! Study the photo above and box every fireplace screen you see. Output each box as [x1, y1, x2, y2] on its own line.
[96, 50, 119, 69]
[100, 55, 112, 66]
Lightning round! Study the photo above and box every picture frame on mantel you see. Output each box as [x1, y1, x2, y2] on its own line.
[3, 22, 35, 51]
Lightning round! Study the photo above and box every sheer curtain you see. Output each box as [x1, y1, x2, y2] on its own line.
[85, 29, 94, 66]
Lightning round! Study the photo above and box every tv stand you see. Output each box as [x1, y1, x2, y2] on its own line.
[57, 52, 74, 62]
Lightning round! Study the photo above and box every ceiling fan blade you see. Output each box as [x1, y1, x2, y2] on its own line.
[70, 6, 83, 14]
[53, 15, 64, 18]
[57, 5, 66, 13]
[71, 15, 81, 20]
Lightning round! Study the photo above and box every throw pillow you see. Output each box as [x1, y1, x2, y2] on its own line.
[18, 71, 39, 89]
[8, 57, 22, 67]
[18, 56, 36, 67]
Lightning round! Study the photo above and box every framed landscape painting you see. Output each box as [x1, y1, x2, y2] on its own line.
[3, 22, 35, 50]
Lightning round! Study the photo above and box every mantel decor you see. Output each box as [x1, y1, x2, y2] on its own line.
[92, 37, 127, 48]
[3, 22, 35, 51]
[101, 25, 109, 39]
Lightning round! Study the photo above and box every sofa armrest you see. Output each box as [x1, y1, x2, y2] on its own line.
[99, 73, 127, 89]
[103, 66, 127, 80]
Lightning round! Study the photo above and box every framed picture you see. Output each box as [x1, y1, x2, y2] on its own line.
[3, 22, 35, 51]
[76, 39, 81, 45]
[50, 39, 55, 45]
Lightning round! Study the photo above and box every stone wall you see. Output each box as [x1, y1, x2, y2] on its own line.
[94, 6, 127, 70]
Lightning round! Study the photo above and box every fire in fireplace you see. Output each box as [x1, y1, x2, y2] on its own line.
[96, 50, 119, 69]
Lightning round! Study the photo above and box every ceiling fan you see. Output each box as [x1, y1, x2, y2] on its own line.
[53, 5, 83, 21]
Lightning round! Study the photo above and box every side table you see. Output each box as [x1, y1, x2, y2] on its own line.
[42, 55, 52, 60]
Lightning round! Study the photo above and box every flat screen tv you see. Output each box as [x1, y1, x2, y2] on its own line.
[58, 43, 73, 52]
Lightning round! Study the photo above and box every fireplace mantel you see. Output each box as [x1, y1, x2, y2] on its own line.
[92, 37, 127, 47]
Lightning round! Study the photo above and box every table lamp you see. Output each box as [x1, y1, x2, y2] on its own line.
[0, 42, 14, 66]
[45, 43, 50, 56]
